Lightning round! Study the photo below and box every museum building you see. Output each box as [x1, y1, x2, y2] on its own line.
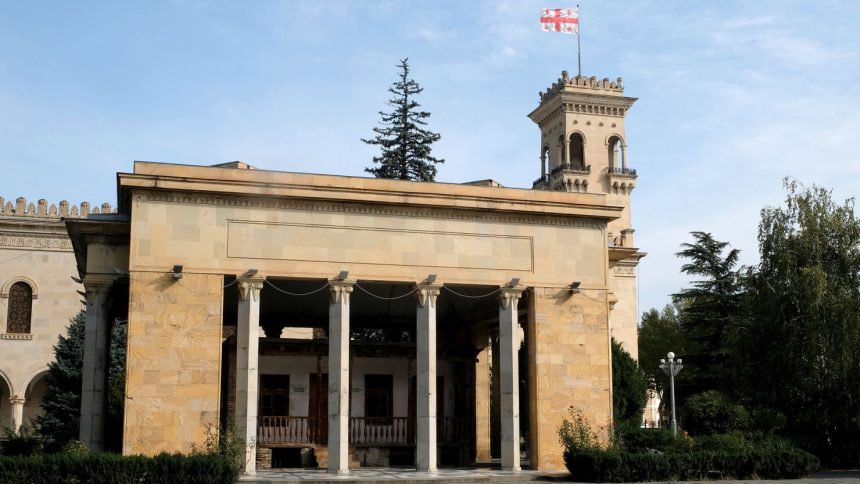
[66, 71, 644, 474]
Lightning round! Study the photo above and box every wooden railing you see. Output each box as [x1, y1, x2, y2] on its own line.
[258, 416, 317, 445]
[349, 417, 410, 446]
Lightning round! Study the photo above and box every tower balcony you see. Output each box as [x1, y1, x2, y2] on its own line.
[533, 165, 591, 193]
[606, 166, 637, 195]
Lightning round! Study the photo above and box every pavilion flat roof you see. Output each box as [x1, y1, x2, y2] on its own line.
[117, 161, 624, 221]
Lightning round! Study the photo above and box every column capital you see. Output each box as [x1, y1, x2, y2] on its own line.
[498, 286, 525, 310]
[237, 276, 266, 302]
[9, 396, 25, 405]
[83, 277, 114, 297]
[415, 284, 442, 309]
[329, 280, 354, 305]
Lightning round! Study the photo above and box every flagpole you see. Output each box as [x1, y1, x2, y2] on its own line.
[577, 4, 582, 76]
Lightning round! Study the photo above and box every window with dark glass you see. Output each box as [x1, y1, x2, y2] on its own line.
[259, 375, 290, 416]
[364, 374, 393, 418]
[6, 282, 33, 334]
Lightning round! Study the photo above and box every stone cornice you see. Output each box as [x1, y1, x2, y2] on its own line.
[119, 161, 624, 222]
[0, 230, 73, 251]
[530, 92, 637, 128]
[135, 191, 608, 230]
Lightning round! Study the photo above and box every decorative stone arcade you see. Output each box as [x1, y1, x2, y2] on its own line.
[229, 275, 526, 475]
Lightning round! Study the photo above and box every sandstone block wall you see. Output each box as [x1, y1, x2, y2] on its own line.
[123, 272, 223, 455]
[527, 287, 612, 470]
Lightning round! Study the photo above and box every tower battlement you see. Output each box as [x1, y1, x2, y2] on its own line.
[539, 71, 624, 102]
[0, 196, 113, 219]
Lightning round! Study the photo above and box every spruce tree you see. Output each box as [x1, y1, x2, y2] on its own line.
[36, 311, 85, 446]
[363, 58, 444, 181]
[37, 311, 127, 449]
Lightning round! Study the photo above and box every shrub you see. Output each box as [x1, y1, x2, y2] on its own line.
[563, 447, 819, 482]
[0, 452, 239, 484]
[558, 407, 604, 454]
[615, 423, 677, 452]
[684, 390, 749, 435]
[1, 425, 42, 457]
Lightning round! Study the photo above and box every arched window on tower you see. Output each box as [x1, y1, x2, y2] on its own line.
[608, 135, 625, 173]
[569, 133, 585, 170]
[6, 282, 33, 334]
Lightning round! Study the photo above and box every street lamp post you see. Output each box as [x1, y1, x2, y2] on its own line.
[659, 351, 683, 437]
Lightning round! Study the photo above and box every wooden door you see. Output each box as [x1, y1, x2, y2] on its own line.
[309, 373, 328, 444]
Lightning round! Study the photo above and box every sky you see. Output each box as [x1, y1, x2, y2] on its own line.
[1, 0, 859, 317]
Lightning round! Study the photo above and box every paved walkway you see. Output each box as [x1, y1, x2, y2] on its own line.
[240, 469, 860, 484]
[239, 468, 860, 484]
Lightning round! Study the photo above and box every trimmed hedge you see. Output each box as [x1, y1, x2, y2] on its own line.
[565, 447, 820, 482]
[0, 452, 239, 484]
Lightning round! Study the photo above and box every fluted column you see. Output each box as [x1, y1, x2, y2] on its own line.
[79, 278, 112, 451]
[328, 279, 354, 474]
[416, 283, 442, 472]
[498, 286, 525, 471]
[236, 275, 265, 475]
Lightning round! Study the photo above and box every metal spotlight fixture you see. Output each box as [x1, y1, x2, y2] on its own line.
[172, 265, 184, 280]
[336, 270, 350, 281]
[425, 274, 437, 284]
[569, 281, 581, 294]
[244, 268, 259, 277]
[507, 277, 520, 287]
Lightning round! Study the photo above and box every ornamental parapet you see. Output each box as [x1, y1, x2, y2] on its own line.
[0, 196, 114, 219]
[539, 70, 624, 102]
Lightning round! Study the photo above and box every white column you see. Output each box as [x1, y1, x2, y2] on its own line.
[10, 397, 25, 431]
[328, 280, 353, 474]
[236, 276, 264, 475]
[416, 283, 441, 472]
[498, 286, 525, 471]
[79, 279, 112, 451]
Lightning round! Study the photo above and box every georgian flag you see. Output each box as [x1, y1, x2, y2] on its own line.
[540, 8, 579, 34]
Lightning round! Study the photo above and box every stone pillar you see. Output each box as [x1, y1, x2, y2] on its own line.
[498, 286, 525, 471]
[10, 397, 25, 431]
[621, 144, 627, 171]
[474, 328, 491, 463]
[328, 280, 354, 474]
[416, 283, 441, 472]
[236, 275, 265, 475]
[563, 137, 571, 168]
[79, 278, 112, 451]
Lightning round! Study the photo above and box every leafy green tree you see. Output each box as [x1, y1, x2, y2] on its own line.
[745, 180, 860, 465]
[673, 231, 746, 398]
[363, 58, 444, 181]
[638, 303, 687, 397]
[37, 311, 127, 450]
[612, 338, 648, 424]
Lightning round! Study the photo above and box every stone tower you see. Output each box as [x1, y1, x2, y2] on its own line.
[528, 71, 645, 359]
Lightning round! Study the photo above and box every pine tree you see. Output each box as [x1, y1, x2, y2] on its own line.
[673, 231, 745, 398]
[363, 58, 444, 181]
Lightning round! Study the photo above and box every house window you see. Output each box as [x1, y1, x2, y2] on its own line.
[364, 374, 393, 418]
[259, 375, 290, 416]
[6, 282, 33, 334]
